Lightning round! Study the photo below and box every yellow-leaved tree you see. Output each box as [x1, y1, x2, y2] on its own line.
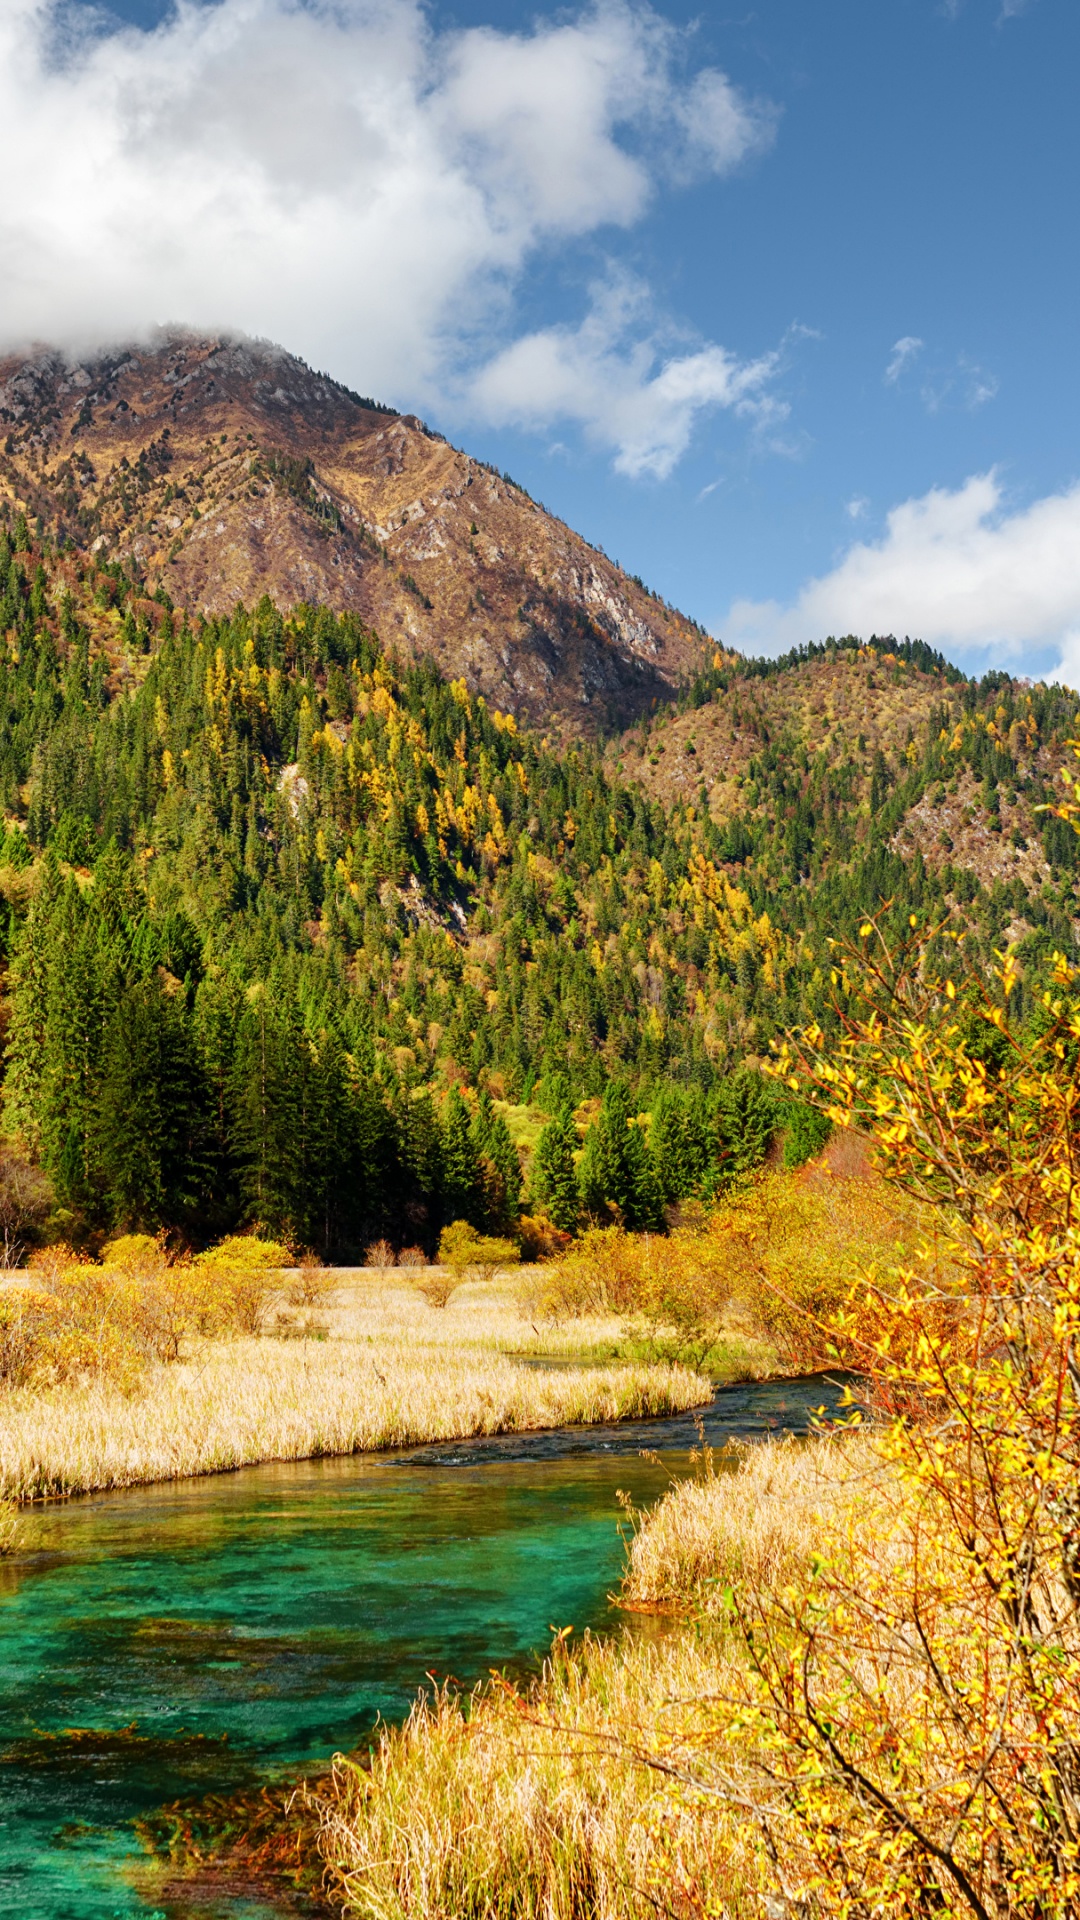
[725, 914, 1080, 1918]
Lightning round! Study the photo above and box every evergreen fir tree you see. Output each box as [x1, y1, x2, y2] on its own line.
[391, 1087, 445, 1248]
[91, 976, 212, 1231]
[579, 1082, 663, 1230]
[4, 849, 64, 1149]
[440, 1086, 483, 1227]
[229, 988, 305, 1239]
[649, 1088, 691, 1204]
[469, 1090, 522, 1230]
[531, 1105, 580, 1232]
[649, 1085, 715, 1204]
[713, 1069, 775, 1183]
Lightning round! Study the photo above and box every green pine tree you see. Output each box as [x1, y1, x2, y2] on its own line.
[579, 1082, 663, 1230]
[469, 1090, 523, 1230]
[441, 1086, 484, 1227]
[91, 976, 212, 1231]
[531, 1105, 580, 1232]
[713, 1069, 775, 1184]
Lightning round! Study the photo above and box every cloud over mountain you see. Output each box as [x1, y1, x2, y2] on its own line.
[0, 0, 776, 474]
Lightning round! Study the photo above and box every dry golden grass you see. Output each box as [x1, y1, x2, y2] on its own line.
[0, 1336, 709, 1501]
[325, 1271, 633, 1354]
[319, 1268, 771, 1373]
[0, 1496, 18, 1553]
[303, 1628, 763, 1920]
[623, 1431, 877, 1613]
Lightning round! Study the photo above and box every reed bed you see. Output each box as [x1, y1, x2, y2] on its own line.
[0, 1497, 17, 1553]
[324, 1271, 770, 1374]
[304, 1628, 762, 1920]
[325, 1272, 636, 1356]
[0, 1340, 709, 1501]
[622, 1431, 875, 1612]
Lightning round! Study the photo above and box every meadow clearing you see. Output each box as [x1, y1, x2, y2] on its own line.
[0, 1258, 715, 1505]
[0, 1152, 913, 1518]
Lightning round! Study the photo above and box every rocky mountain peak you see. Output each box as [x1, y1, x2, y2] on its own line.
[0, 330, 710, 733]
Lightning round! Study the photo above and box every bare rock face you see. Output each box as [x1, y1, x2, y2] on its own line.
[0, 331, 708, 733]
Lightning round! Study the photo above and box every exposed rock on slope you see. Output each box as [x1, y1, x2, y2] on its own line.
[0, 332, 707, 733]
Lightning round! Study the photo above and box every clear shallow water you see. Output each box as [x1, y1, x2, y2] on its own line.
[0, 1371, 851, 1919]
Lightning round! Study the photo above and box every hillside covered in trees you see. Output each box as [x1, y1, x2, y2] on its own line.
[0, 507, 1078, 1255]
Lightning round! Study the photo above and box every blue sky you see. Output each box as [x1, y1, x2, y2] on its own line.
[4, 0, 1079, 679]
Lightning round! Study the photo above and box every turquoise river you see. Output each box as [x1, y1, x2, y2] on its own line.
[0, 1372, 848, 1918]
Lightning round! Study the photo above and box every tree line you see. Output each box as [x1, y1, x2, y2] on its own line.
[0, 513, 1075, 1248]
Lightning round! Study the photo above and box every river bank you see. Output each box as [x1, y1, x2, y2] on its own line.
[295, 1429, 875, 1919]
[0, 1334, 709, 1502]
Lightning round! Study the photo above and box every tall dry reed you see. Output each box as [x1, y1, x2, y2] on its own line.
[0, 1496, 17, 1553]
[303, 1629, 763, 1920]
[0, 1342, 708, 1501]
[623, 1432, 876, 1612]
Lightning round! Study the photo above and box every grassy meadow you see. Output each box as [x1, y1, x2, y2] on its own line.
[0, 1259, 714, 1502]
[0, 1151, 918, 1507]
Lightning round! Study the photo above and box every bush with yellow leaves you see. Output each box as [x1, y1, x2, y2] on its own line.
[191, 1235, 289, 1337]
[0, 1234, 289, 1393]
[436, 1221, 520, 1284]
[539, 1177, 915, 1371]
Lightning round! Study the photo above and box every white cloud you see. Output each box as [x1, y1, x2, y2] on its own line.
[667, 65, 778, 181]
[469, 274, 782, 478]
[961, 359, 999, 410]
[921, 355, 999, 415]
[885, 334, 998, 414]
[885, 336, 923, 385]
[0, 0, 777, 472]
[723, 471, 1080, 683]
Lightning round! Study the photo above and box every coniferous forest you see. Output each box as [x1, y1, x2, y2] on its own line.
[1, 509, 1078, 1253]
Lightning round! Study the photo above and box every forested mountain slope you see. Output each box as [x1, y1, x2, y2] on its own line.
[0, 508, 1078, 1256]
[616, 636, 1078, 916]
[0, 332, 708, 735]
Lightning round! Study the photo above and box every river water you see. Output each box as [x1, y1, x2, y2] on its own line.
[0, 1371, 851, 1919]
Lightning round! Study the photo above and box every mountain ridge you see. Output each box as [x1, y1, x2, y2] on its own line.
[0, 493, 1078, 1249]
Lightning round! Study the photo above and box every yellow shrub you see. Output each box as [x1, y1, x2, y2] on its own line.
[192, 1237, 288, 1337]
[0, 1285, 62, 1388]
[540, 1223, 730, 1358]
[194, 1236, 289, 1270]
[437, 1222, 520, 1281]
